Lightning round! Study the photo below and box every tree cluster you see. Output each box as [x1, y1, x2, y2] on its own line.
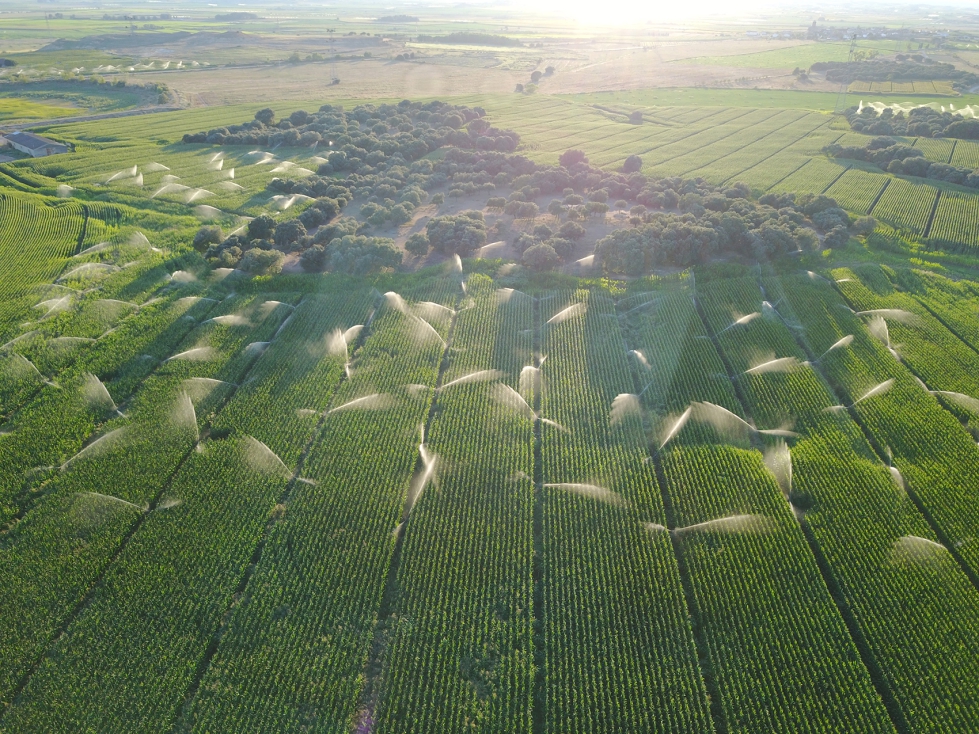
[595, 190, 862, 275]
[182, 100, 518, 156]
[813, 59, 978, 90]
[843, 105, 979, 140]
[415, 32, 522, 47]
[826, 136, 979, 189]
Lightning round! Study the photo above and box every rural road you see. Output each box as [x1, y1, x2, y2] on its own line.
[0, 104, 187, 132]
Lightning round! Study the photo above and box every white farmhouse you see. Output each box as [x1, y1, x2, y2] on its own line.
[0, 131, 69, 157]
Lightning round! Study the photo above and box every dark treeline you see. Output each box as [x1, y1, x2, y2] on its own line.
[844, 105, 979, 139]
[826, 135, 979, 190]
[414, 32, 522, 46]
[814, 59, 978, 90]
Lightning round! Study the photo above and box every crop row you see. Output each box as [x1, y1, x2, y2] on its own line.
[182, 285, 456, 731]
[827, 266, 979, 573]
[0, 291, 295, 711]
[538, 291, 713, 733]
[1, 289, 370, 731]
[374, 281, 536, 733]
[928, 190, 979, 248]
[625, 287, 893, 733]
[735, 272, 979, 733]
[869, 177, 936, 234]
[824, 169, 889, 215]
[657, 110, 819, 180]
[0, 194, 85, 342]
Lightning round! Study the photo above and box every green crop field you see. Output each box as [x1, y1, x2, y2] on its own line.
[6, 4, 979, 731]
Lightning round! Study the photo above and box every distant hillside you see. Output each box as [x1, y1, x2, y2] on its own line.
[377, 15, 419, 22]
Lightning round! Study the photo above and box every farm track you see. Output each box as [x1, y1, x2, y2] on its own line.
[0, 105, 186, 133]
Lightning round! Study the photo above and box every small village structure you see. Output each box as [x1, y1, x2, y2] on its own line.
[0, 131, 69, 157]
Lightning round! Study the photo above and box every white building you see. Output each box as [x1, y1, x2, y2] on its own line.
[1, 131, 69, 157]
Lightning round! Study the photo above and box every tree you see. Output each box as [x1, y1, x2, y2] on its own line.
[622, 154, 643, 173]
[522, 242, 560, 272]
[255, 108, 275, 126]
[326, 235, 401, 274]
[248, 214, 276, 241]
[426, 211, 487, 256]
[193, 225, 223, 253]
[405, 232, 430, 257]
[300, 245, 328, 272]
[274, 219, 307, 250]
[629, 110, 643, 124]
[558, 221, 585, 241]
[239, 248, 285, 275]
[544, 65, 555, 75]
[514, 83, 524, 93]
[548, 199, 565, 217]
[530, 70, 543, 83]
[559, 149, 587, 168]
[852, 216, 877, 236]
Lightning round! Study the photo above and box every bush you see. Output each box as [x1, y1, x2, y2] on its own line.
[326, 235, 402, 274]
[300, 245, 328, 272]
[533, 224, 553, 239]
[559, 221, 586, 240]
[239, 248, 285, 275]
[853, 216, 877, 236]
[247, 214, 276, 241]
[549, 237, 575, 261]
[192, 225, 223, 253]
[405, 232, 430, 257]
[426, 211, 487, 256]
[823, 225, 851, 249]
[623, 154, 643, 173]
[522, 242, 560, 271]
[559, 149, 588, 168]
[274, 219, 307, 250]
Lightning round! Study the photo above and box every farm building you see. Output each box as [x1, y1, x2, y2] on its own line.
[1, 131, 69, 157]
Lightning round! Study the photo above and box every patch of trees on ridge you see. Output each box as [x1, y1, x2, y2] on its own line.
[182, 100, 518, 154]
[844, 105, 979, 140]
[826, 135, 979, 190]
[813, 59, 978, 90]
[187, 102, 872, 278]
[415, 32, 522, 47]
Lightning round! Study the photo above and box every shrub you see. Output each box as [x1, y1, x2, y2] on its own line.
[405, 232, 430, 257]
[426, 211, 487, 256]
[247, 214, 276, 241]
[522, 242, 560, 271]
[239, 248, 285, 275]
[192, 225, 223, 253]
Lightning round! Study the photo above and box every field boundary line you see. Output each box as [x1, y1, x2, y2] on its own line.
[742, 278, 912, 734]
[923, 189, 942, 238]
[645, 108, 787, 173]
[867, 179, 890, 216]
[531, 295, 545, 734]
[719, 117, 837, 186]
[947, 140, 957, 164]
[820, 164, 851, 195]
[764, 158, 810, 192]
[670, 109, 812, 178]
[718, 121, 828, 185]
[0, 291, 221, 530]
[829, 284, 979, 595]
